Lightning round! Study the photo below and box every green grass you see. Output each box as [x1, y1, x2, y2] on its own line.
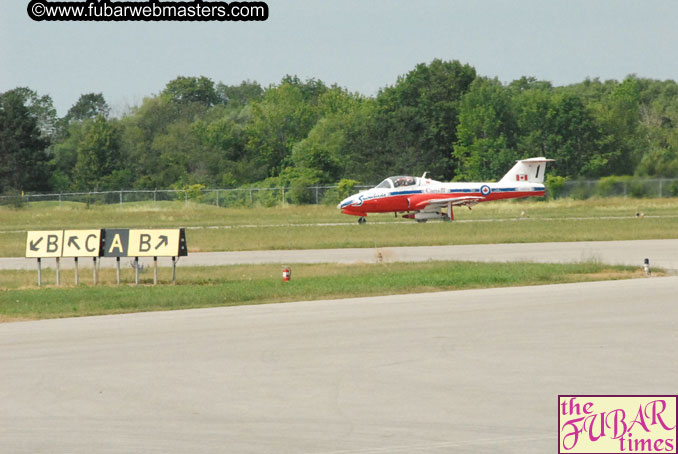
[0, 261, 649, 321]
[1, 198, 678, 256]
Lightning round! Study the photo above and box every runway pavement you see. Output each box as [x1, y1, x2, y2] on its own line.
[1, 276, 677, 453]
[3, 238, 678, 271]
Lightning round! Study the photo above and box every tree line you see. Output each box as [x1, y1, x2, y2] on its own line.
[2, 59, 678, 199]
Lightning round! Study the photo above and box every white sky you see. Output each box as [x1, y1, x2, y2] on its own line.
[2, 0, 677, 116]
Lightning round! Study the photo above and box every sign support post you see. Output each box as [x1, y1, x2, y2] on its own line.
[134, 257, 139, 285]
[172, 257, 177, 284]
[116, 257, 121, 285]
[56, 257, 61, 286]
[93, 257, 97, 285]
[74, 257, 79, 285]
[37, 258, 42, 287]
[153, 256, 158, 285]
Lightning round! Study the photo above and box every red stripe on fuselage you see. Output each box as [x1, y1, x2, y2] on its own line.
[358, 195, 410, 212]
[342, 208, 367, 216]
[346, 191, 545, 214]
[483, 191, 545, 202]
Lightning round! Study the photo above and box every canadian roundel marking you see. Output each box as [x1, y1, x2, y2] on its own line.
[480, 185, 491, 196]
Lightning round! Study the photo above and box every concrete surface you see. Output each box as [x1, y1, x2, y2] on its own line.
[1, 277, 677, 453]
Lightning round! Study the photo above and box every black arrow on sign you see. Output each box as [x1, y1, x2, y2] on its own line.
[155, 235, 168, 250]
[67, 236, 81, 250]
[29, 237, 43, 251]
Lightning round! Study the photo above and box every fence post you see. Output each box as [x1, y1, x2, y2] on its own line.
[659, 179, 663, 198]
[216, 190, 220, 207]
[119, 190, 123, 205]
[59, 192, 62, 207]
[315, 187, 319, 204]
[185, 190, 188, 206]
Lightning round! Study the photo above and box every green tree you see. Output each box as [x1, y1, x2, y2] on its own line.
[548, 93, 606, 177]
[278, 167, 324, 204]
[326, 98, 382, 183]
[64, 93, 110, 122]
[216, 80, 264, 107]
[4, 87, 58, 140]
[162, 76, 222, 106]
[193, 105, 252, 185]
[72, 116, 123, 190]
[150, 120, 206, 187]
[453, 77, 518, 180]
[291, 88, 364, 181]
[291, 117, 347, 181]
[0, 90, 51, 192]
[50, 120, 84, 190]
[513, 86, 603, 177]
[587, 76, 643, 175]
[245, 77, 327, 177]
[118, 95, 207, 188]
[372, 59, 477, 179]
[634, 80, 678, 177]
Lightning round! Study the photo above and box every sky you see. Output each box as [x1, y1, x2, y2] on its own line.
[2, 0, 678, 116]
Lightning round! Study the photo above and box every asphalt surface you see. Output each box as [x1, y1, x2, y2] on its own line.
[2, 277, 677, 453]
[4, 239, 678, 271]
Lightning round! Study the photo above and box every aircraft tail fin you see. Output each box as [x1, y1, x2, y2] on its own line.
[499, 157, 554, 184]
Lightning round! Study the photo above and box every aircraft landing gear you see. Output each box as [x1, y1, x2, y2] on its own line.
[416, 219, 427, 223]
[358, 217, 366, 224]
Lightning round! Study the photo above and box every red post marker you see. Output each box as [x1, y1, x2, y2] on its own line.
[282, 267, 291, 282]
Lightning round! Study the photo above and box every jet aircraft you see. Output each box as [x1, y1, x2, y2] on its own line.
[338, 157, 554, 223]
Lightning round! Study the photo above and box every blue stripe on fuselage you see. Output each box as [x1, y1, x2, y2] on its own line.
[391, 190, 422, 196]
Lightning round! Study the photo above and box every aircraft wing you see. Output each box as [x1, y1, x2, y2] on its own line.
[417, 196, 485, 210]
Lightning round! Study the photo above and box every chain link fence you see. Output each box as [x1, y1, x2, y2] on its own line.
[0, 186, 372, 208]
[555, 178, 678, 200]
[2, 179, 678, 208]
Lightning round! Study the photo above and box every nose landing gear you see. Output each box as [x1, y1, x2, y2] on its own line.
[358, 217, 366, 224]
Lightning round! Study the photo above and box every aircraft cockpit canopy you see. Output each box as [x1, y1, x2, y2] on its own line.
[375, 176, 418, 189]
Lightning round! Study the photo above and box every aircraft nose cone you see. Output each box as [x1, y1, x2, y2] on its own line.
[338, 196, 353, 209]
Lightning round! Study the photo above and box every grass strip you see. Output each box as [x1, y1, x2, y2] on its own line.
[0, 261, 649, 321]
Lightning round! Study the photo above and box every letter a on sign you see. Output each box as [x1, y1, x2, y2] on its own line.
[101, 229, 130, 257]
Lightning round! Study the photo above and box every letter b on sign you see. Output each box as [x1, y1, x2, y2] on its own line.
[46, 235, 60, 253]
[139, 234, 152, 252]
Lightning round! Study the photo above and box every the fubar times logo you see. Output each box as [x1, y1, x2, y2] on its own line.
[559, 395, 677, 453]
